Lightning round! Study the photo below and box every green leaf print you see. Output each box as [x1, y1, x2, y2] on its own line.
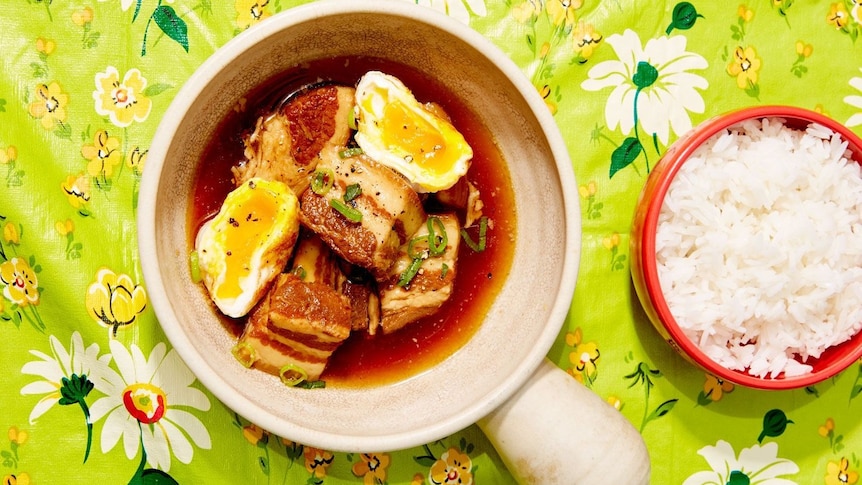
[666, 2, 704, 35]
[758, 409, 794, 443]
[610, 137, 643, 178]
[152, 6, 189, 52]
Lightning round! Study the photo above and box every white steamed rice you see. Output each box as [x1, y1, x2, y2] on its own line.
[656, 117, 862, 378]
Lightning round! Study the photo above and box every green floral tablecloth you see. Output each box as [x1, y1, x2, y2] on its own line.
[2, 0, 862, 483]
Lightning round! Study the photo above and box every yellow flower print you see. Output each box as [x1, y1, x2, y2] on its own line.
[411, 473, 426, 485]
[727, 45, 761, 89]
[241, 423, 267, 445]
[28, 82, 68, 131]
[72, 7, 94, 26]
[737, 4, 754, 22]
[2, 473, 31, 485]
[796, 41, 813, 57]
[572, 21, 602, 61]
[578, 181, 597, 199]
[602, 232, 620, 250]
[62, 173, 92, 211]
[512, 0, 542, 23]
[818, 417, 835, 438]
[81, 130, 123, 179]
[828, 3, 850, 29]
[93, 67, 152, 128]
[602, 233, 626, 270]
[85, 267, 147, 336]
[703, 373, 734, 402]
[3, 222, 20, 245]
[539, 84, 557, 115]
[606, 395, 623, 410]
[126, 146, 147, 174]
[55, 219, 74, 237]
[546, 0, 582, 28]
[8, 426, 29, 445]
[0, 258, 39, 307]
[352, 452, 391, 485]
[570, 341, 600, 375]
[36, 37, 56, 55]
[0, 146, 16, 165]
[826, 457, 859, 485]
[304, 447, 334, 479]
[429, 447, 473, 485]
[236, 0, 271, 30]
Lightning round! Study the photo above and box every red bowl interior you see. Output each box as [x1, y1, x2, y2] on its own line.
[633, 105, 862, 390]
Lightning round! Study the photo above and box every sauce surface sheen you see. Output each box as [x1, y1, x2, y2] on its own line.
[190, 56, 516, 387]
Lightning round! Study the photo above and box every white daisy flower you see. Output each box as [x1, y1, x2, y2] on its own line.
[581, 29, 708, 146]
[845, 68, 862, 127]
[20, 331, 110, 423]
[89, 340, 212, 472]
[682, 440, 799, 485]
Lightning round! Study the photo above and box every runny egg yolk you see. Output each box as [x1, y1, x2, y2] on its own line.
[216, 189, 279, 301]
[379, 98, 454, 176]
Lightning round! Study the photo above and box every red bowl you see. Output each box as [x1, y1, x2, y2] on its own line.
[631, 105, 862, 390]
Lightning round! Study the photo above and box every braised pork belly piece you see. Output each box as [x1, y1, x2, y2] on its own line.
[233, 85, 355, 195]
[237, 272, 351, 381]
[290, 230, 380, 333]
[377, 212, 461, 334]
[298, 147, 426, 279]
[434, 178, 485, 227]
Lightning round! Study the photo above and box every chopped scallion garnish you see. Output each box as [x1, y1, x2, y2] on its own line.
[311, 168, 334, 195]
[407, 234, 429, 260]
[339, 147, 364, 158]
[330, 198, 363, 222]
[297, 380, 326, 389]
[397, 257, 424, 287]
[189, 250, 202, 283]
[343, 183, 362, 202]
[460, 216, 488, 252]
[426, 216, 448, 256]
[293, 265, 307, 280]
[231, 342, 257, 368]
[278, 363, 308, 387]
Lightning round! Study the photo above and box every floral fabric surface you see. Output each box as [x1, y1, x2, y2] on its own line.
[1, 0, 862, 484]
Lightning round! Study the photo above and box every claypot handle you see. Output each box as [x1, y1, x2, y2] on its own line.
[477, 358, 651, 485]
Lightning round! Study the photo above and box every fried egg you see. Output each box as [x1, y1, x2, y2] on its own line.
[353, 71, 473, 193]
[195, 178, 299, 318]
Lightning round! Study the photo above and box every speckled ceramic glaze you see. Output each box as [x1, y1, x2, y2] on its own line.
[139, 1, 580, 453]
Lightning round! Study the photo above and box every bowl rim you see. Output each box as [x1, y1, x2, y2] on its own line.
[138, 0, 580, 450]
[638, 105, 862, 390]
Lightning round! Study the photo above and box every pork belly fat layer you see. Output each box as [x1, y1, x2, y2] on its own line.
[378, 212, 461, 334]
[234, 85, 355, 195]
[299, 149, 426, 279]
[237, 273, 351, 381]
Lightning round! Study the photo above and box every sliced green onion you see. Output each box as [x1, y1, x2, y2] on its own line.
[293, 265, 307, 280]
[343, 183, 362, 202]
[426, 216, 448, 256]
[278, 363, 308, 387]
[441, 263, 449, 279]
[231, 342, 257, 368]
[397, 257, 424, 287]
[329, 198, 363, 223]
[189, 250, 202, 283]
[338, 147, 364, 158]
[311, 168, 334, 195]
[297, 380, 326, 389]
[407, 234, 429, 260]
[460, 216, 488, 252]
[348, 107, 358, 131]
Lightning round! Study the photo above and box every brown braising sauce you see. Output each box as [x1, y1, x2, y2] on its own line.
[189, 56, 516, 387]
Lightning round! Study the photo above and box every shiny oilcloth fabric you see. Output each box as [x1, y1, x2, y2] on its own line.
[1, 1, 861, 484]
